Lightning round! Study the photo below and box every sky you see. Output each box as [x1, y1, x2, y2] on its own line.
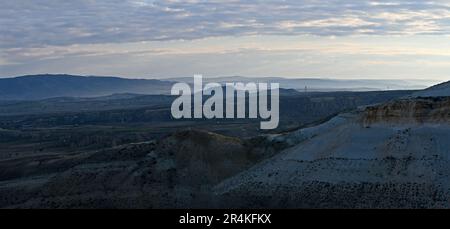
[1, 0, 450, 82]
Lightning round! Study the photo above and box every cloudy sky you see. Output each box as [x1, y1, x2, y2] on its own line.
[1, 0, 450, 81]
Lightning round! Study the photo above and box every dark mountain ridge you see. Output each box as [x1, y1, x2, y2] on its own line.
[0, 74, 174, 100]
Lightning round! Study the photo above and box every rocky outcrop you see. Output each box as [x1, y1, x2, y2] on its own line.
[363, 97, 450, 125]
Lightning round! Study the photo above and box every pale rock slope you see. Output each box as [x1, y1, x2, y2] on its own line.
[412, 80, 450, 97]
[214, 94, 450, 208]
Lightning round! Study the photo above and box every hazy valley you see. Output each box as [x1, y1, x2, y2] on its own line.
[0, 74, 448, 208]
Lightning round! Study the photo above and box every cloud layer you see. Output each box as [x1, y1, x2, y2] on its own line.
[2, 0, 450, 48]
[1, 0, 450, 81]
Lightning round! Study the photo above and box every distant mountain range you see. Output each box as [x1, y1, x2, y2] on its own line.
[0, 74, 441, 100]
[0, 74, 174, 100]
[168, 76, 437, 92]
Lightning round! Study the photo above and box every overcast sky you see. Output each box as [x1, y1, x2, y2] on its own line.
[1, 0, 450, 82]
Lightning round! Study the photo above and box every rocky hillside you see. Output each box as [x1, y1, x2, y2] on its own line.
[2, 80, 449, 208]
[214, 96, 450, 208]
[0, 129, 281, 208]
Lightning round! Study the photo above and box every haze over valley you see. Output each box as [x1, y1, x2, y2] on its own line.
[2, 0, 450, 209]
[0, 73, 448, 208]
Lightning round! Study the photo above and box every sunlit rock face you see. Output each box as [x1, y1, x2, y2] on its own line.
[363, 97, 450, 125]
